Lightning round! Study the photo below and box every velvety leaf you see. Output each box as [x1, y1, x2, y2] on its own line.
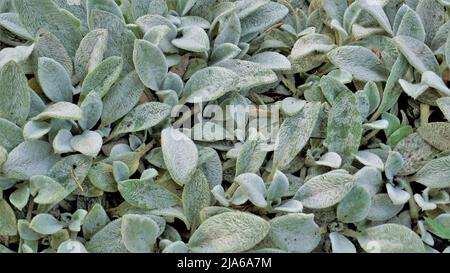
[337, 185, 371, 223]
[215, 59, 277, 92]
[188, 212, 270, 253]
[413, 156, 450, 189]
[110, 102, 171, 137]
[182, 67, 236, 103]
[355, 167, 383, 196]
[79, 93, 103, 130]
[354, 151, 384, 171]
[386, 183, 410, 206]
[121, 214, 159, 253]
[421, 71, 450, 96]
[88, 163, 117, 192]
[33, 102, 83, 121]
[53, 129, 74, 154]
[327, 46, 389, 82]
[396, 6, 425, 41]
[367, 194, 404, 221]
[197, 147, 222, 190]
[87, 0, 124, 22]
[2, 140, 60, 180]
[394, 35, 440, 74]
[0, 61, 31, 125]
[395, 133, 439, 176]
[176, 0, 198, 16]
[80, 56, 123, 100]
[359, 0, 393, 35]
[182, 169, 211, 230]
[266, 170, 289, 202]
[29, 214, 63, 235]
[57, 240, 88, 253]
[235, 173, 267, 208]
[101, 71, 145, 126]
[357, 224, 424, 253]
[70, 131, 103, 157]
[289, 34, 335, 73]
[320, 75, 352, 105]
[23, 121, 51, 140]
[315, 152, 342, 169]
[14, 0, 83, 57]
[248, 52, 291, 71]
[325, 90, 362, 165]
[128, 0, 167, 21]
[416, 0, 447, 45]
[0, 199, 17, 236]
[112, 161, 130, 183]
[385, 151, 404, 180]
[269, 213, 320, 253]
[82, 203, 110, 240]
[273, 102, 322, 169]
[17, 219, 42, 241]
[32, 28, 73, 76]
[295, 170, 355, 209]
[239, 2, 288, 37]
[74, 29, 108, 82]
[329, 232, 356, 253]
[133, 39, 168, 90]
[417, 122, 450, 151]
[0, 118, 23, 152]
[30, 175, 67, 204]
[214, 12, 241, 47]
[172, 26, 210, 53]
[0, 43, 34, 70]
[436, 97, 450, 121]
[48, 154, 93, 193]
[37, 57, 73, 102]
[272, 200, 303, 213]
[118, 179, 180, 210]
[88, 9, 135, 73]
[161, 128, 198, 186]
[68, 209, 88, 232]
[86, 219, 128, 253]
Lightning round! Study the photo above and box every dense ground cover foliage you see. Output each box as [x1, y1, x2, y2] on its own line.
[0, 0, 450, 253]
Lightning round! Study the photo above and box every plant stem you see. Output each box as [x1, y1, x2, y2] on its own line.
[319, 225, 328, 235]
[266, 164, 278, 183]
[341, 228, 360, 238]
[362, 129, 381, 145]
[404, 179, 419, 224]
[420, 104, 430, 126]
[26, 200, 34, 222]
[225, 182, 239, 198]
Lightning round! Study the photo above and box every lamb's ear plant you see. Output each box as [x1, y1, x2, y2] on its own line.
[0, 0, 449, 253]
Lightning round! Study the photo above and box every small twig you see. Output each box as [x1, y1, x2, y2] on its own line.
[362, 129, 381, 145]
[369, 110, 382, 123]
[70, 169, 84, 192]
[438, 204, 450, 213]
[103, 135, 115, 144]
[139, 140, 156, 155]
[265, 22, 283, 33]
[341, 228, 360, 239]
